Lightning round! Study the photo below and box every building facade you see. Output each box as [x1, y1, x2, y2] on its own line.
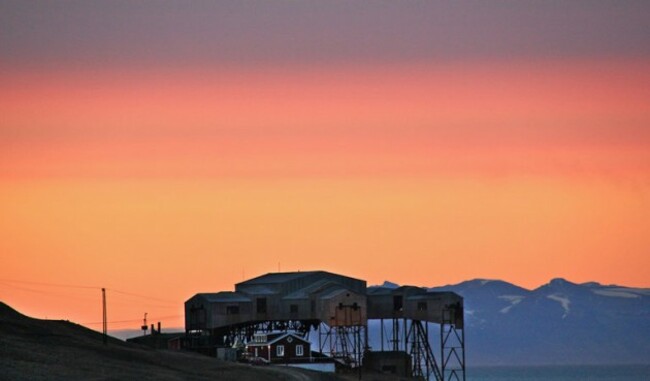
[185, 270, 465, 380]
[246, 332, 311, 363]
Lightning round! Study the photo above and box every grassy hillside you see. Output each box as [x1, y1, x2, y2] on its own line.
[0, 302, 341, 381]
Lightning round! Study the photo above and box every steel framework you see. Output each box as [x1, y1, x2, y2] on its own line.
[218, 319, 318, 347]
[441, 306, 466, 381]
[184, 271, 465, 379]
[375, 314, 465, 381]
[316, 322, 365, 367]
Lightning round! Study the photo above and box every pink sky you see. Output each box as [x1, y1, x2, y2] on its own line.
[1, 2, 649, 331]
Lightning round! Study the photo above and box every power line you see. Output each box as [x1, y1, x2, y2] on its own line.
[0, 281, 99, 303]
[84, 319, 141, 325]
[0, 282, 179, 309]
[107, 289, 178, 305]
[0, 278, 183, 330]
[83, 315, 183, 325]
[0, 278, 179, 305]
[0, 278, 100, 290]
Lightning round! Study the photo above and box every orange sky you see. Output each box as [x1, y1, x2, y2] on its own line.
[1, 58, 649, 331]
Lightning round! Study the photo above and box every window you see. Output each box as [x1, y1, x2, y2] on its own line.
[276, 345, 285, 357]
[257, 298, 267, 314]
[393, 295, 403, 311]
[190, 305, 206, 326]
[296, 344, 304, 356]
[290, 304, 299, 313]
[417, 301, 427, 311]
[226, 305, 239, 315]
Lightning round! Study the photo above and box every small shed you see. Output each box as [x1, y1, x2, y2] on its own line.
[363, 351, 412, 377]
[127, 332, 184, 350]
[246, 333, 311, 363]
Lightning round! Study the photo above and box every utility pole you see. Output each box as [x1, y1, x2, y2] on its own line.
[102, 288, 107, 345]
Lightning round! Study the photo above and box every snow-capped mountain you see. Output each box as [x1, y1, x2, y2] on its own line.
[376, 278, 650, 366]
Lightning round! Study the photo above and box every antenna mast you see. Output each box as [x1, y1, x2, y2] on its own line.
[141, 312, 148, 336]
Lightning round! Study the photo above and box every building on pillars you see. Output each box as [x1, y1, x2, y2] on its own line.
[246, 332, 311, 364]
[185, 270, 466, 380]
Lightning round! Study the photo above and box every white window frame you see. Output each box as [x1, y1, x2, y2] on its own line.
[276, 345, 285, 357]
[296, 344, 304, 356]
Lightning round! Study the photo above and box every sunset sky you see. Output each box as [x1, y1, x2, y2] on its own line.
[1, 1, 649, 332]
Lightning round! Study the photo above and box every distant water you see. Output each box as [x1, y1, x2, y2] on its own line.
[467, 365, 650, 381]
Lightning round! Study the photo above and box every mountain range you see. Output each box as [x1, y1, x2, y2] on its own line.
[376, 278, 650, 366]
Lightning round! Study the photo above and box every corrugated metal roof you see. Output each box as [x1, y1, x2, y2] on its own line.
[395, 285, 427, 294]
[195, 291, 251, 303]
[237, 271, 320, 285]
[282, 279, 340, 300]
[318, 285, 355, 299]
[407, 294, 439, 300]
[239, 285, 277, 295]
[366, 285, 428, 296]
[366, 286, 395, 295]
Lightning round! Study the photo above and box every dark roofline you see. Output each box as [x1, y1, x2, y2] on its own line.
[246, 332, 310, 346]
[186, 291, 251, 303]
[236, 271, 321, 287]
[235, 270, 366, 288]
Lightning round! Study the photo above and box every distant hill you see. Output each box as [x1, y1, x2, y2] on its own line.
[415, 278, 649, 365]
[0, 302, 340, 381]
[5, 275, 647, 376]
